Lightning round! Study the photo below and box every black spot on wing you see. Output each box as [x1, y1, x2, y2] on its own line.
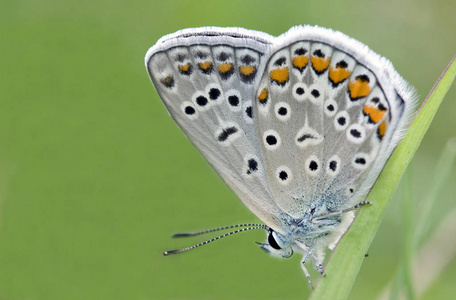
[313, 49, 324, 57]
[245, 106, 253, 119]
[209, 88, 221, 100]
[294, 48, 307, 55]
[309, 160, 318, 171]
[217, 52, 230, 61]
[246, 158, 258, 175]
[279, 171, 288, 180]
[184, 106, 195, 115]
[297, 134, 318, 143]
[329, 160, 337, 171]
[274, 57, 287, 66]
[217, 126, 238, 142]
[266, 135, 277, 145]
[241, 55, 255, 65]
[228, 95, 239, 107]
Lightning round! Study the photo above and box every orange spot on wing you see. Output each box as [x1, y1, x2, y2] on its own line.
[218, 63, 232, 73]
[293, 56, 308, 70]
[363, 105, 386, 124]
[269, 67, 289, 84]
[329, 66, 351, 84]
[348, 77, 370, 99]
[240, 65, 256, 76]
[311, 56, 330, 73]
[258, 88, 268, 103]
[378, 120, 387, 137]
[178, 63, 191, 72]
[199, 61, 212, 70]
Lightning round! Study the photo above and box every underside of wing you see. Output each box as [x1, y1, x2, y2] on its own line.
[145, 28, 288, 229]
[252, 26, 416, 219]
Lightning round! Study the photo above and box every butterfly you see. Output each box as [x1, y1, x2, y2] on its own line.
[145, 25, 415, 287]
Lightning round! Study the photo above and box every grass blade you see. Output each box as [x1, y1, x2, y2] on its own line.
[310, 55, 456, 300]
[376, 137, 456, 300]
[414, 136, 456, 247]
[400, 169, 416, 300]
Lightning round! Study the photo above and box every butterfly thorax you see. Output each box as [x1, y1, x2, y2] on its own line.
[259, 209, 354, 262]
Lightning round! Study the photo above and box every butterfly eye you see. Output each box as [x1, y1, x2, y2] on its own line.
[268, 229, 282, 250]
[310, 207, 316, 215]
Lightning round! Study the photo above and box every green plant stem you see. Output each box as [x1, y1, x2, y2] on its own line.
[401, 169, 415, 300]
[310, 55, 456, 300]
[375, 137, 456, 300]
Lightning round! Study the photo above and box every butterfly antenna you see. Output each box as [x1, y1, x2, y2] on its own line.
[163, 225, 268, 256]
[172, 223, 266, 238]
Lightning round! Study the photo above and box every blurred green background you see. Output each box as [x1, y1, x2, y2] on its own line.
[1, 0, 455, 299]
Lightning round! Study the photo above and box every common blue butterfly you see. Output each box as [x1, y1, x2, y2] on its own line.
[145, 26, 415, 287]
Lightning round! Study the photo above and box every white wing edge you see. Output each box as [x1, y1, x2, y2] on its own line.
[145, 26, 275, 67]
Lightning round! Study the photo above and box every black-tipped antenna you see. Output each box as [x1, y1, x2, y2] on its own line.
[172, 223, 266, 238]
[163, 225, 268, 256]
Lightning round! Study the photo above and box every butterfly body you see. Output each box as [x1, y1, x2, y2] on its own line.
[257, 208, 353, 262]
[146, 26, 415, 282]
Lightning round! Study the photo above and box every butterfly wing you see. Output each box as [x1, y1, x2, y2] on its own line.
[252, 26, 416, 219]
[145, 27, 288, 228]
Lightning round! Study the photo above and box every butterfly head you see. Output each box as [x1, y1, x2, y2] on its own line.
[257, 228, 294, 258]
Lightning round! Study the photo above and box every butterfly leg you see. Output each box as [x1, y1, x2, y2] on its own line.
[300, 257, 313, 289]
[311, 200, 372, 222]
[296, 240, 326, 277]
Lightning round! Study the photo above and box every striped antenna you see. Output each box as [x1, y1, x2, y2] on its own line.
[163, 225, 268, 256]
[172, 223, 266, 237]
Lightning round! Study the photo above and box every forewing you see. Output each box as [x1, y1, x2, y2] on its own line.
[145, 28, 287, 229]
